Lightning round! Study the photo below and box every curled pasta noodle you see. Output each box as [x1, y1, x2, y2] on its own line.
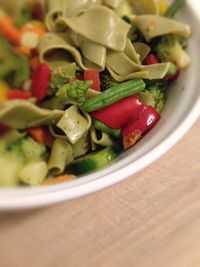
[79, 37, 107, 71]
[132, 42, 151, 63]
[45, 0, 66, 31]
[0, 100, 64, 129]
[49, 126, 90, 158]
[90, 125, 113, 151]
[57, 105, 91, 144]
[107, 62, 170, 82]
[39, 32, 87, 69]
[57, 6, 131, 51]
[48, 139, 74, 175]
[72, 133, 90, 158]
[133, 15, 191, 41]
[129, 0, 158, 15]
[45, 0, 103, 31]
[106, 39, 170, 81]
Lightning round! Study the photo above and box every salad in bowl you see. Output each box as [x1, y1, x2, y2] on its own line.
[0, 0, 192, 187]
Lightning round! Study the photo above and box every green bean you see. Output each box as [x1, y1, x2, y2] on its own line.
[94, 120, 121, 138]
[164, 0, 185, 18]
[82, 79, 145, 112]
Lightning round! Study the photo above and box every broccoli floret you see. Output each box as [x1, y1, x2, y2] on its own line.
[56, 80, 93, 104]
[100, 71, 118, 91]
[14, 8, 32, 28]
[0, 136, 48, 186]
[9, 137, 47, 162]
[154, 34, 191, 69]
[48, 63, 77, 96]
[0, 153, 24, 186]
[138, 86, 165, 113]
[0, 37, 18, 78]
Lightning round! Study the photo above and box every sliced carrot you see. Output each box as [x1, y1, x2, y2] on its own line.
[28, 126, 54, 147]
[0, 16, 20, 45]
[30, 56, 40, 71]
[13, 46, 32, 58]
[43, 175, 76, 185]
[20, 21, 46, 37]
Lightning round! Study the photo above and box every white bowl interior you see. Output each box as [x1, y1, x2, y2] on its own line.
[0, 0, 200, 210]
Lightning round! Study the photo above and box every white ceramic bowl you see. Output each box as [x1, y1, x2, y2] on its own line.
[0, 0, 200, 211]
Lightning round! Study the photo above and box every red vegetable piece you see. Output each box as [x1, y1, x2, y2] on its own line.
[28, 126, 54, 147]
[7, 89, 33, 100]
[122, 105, 160, 137]
[32, 1, 44, 20]
[91, 95, 144, 129]
[32, 63, 51, 101]
[143, 53, 160, 65]
[84, 70, 100, 91]
[0, 124, 9, 136]
[123, 129, 142, 150]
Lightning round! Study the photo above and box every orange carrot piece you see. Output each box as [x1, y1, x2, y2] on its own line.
[13, 46, 32, 58]
[0, 16, 20, 45]
[30, 56, 40, 71]
[20, 22, 46, 37]
[43, 175, 76, 185]
[28, 127, 54, 147]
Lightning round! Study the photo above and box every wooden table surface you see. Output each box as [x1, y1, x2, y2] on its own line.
[0, 118, 200, 267]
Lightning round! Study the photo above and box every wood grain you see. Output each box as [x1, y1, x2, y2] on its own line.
[0, 118, 200, 267]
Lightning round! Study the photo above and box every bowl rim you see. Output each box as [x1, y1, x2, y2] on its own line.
[0, 0, 200, 210]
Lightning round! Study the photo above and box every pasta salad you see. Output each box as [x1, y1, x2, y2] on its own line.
[0, 0, 191, 186]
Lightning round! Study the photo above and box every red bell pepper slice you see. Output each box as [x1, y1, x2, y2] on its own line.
[143, 53, 160, 65]
[91, 95, 144, 129]
[32, 63, 51, 101]
[32, 1, 44, 20]
[84, 70, 100, 91]
[122, 105, 160, 136]
[7, 90, 33, 100]
[123, 129, 142, 150]
[122, 105, 160, 149]
[0, 124, 10, 135]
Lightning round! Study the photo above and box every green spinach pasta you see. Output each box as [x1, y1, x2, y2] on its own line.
[0, 0, 191, 186]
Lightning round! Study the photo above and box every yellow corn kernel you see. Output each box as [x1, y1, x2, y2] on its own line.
[0, 80, 9, 102]
[158, 0, 169, 15]
[0, 8, 7, 20]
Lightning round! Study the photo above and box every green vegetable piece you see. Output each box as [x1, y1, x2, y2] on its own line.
[0, 154, 23, 187]
[0, 135, 48, 186]
[82, 79, 145, 112]
[0, 37, 30, 87]
[73, 147, 117, 174]
[12, 56, 30, 87]
[100, 70, 118, 91]
[48, 63, 77, 96]
[14, 9, 32, 28]
[0, 37, 18, 78]
[19, 161, 48, 186]
[154, 34, 191, 69]
[10, 137, 47, 162]
[56, 80, 93, 104]
[165, 62, 178, 77]
[164, 0, 185, 18]
[94, 120, 121, 138]
[139, 86, 165, 113]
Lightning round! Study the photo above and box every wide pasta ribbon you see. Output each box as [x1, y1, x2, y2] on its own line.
[0, 100, 64, 129]
[39, 2, 192, 81]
